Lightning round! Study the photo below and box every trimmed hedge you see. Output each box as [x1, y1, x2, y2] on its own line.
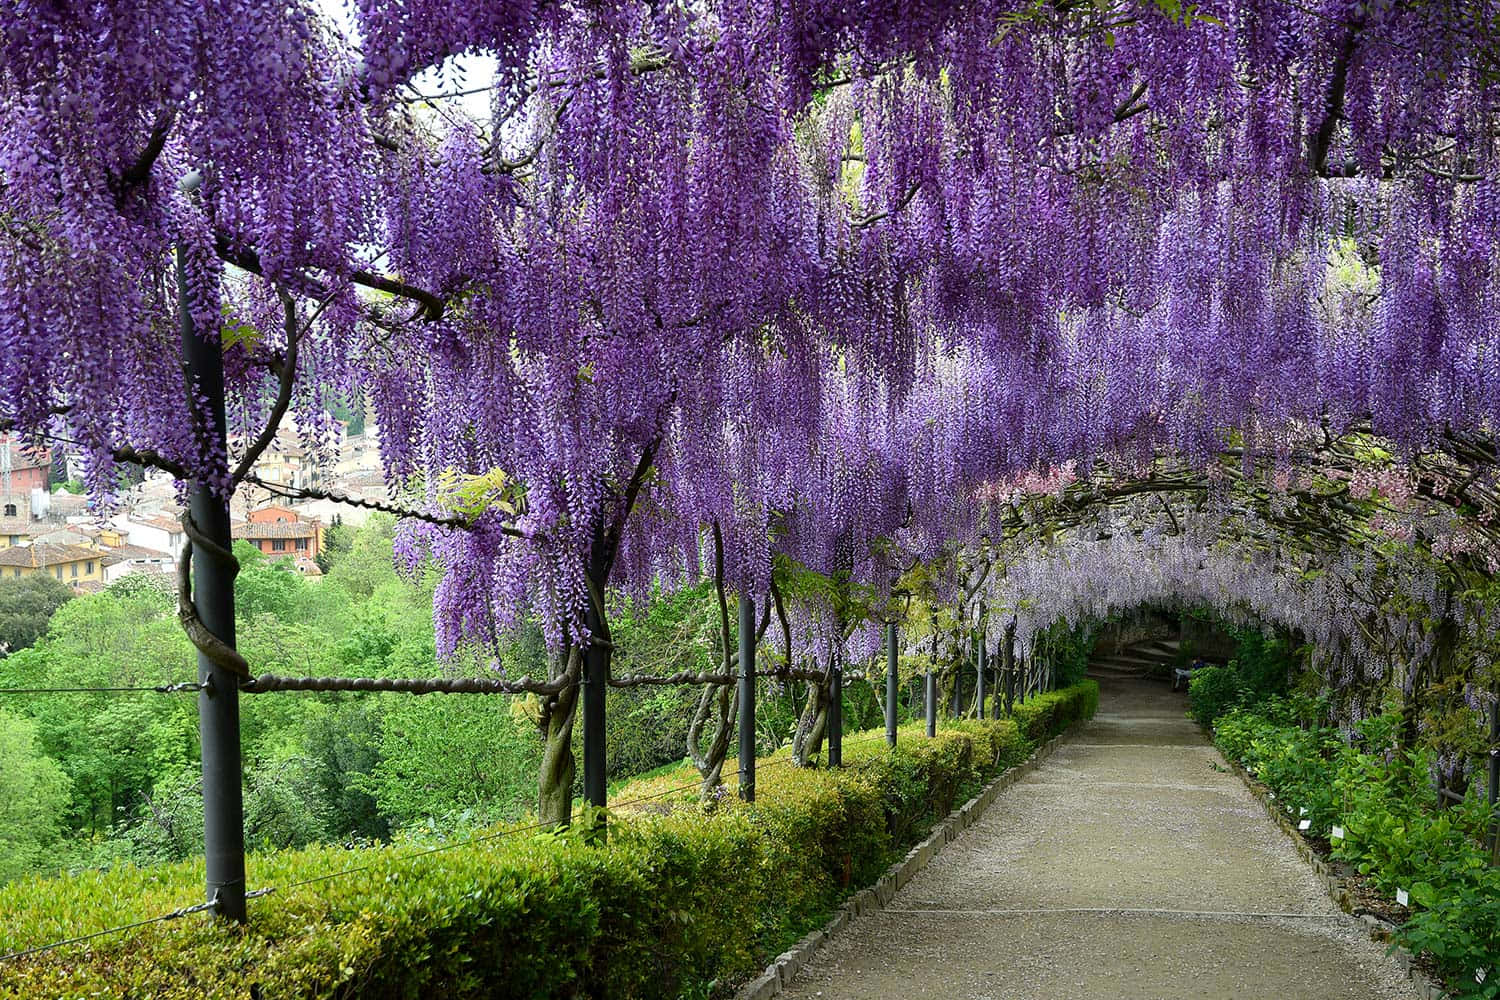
[0, 682, 1098, 1000]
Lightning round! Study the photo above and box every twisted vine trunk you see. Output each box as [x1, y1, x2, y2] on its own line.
[537, 645, 582, 827]
[688, 521, 768, 796]
[534, 435, 662, 828]
[689, 682, 738, 797]
[792, 675, 830, 765]
[1401, 587, 1457, 753]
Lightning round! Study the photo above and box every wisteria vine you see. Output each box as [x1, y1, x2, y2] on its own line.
[2, 2, 1499, 792]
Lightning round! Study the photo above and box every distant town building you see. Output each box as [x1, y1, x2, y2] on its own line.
[101, 543, 174, 583]
[231, 426, 349, 506]
[44, 491, 90, 520]
[0, 484, 50, 525]
[0, 436, 50, 500]
[0, 542, 105, 589]
[233, 505, 323, 570]
[0, 517, 46, 549]
[33, 525, 98, 548]
[112, 513, 186, 559]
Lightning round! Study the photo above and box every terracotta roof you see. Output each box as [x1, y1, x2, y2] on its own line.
[107, 543, 174, 561]
[248, 505, 298, 522]
[0, 442, 50, 470]
[47, 493, 89, 514]
[0, 542, 101, 568]
[134, 515, 184, 534]
[234, 520, 318, 539]
[34, 528, 95, 546]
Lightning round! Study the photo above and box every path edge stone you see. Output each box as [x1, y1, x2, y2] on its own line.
[733, 725, 1079, 1000]
[1219, 740, 1449, 1000]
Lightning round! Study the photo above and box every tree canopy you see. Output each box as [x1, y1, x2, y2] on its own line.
[0, 574, 73, 655]
[1, 1, 1498, 809]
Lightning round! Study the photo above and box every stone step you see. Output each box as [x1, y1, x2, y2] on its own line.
[1088, 665, 1149, 679]
[1093, 654, 1171, 669]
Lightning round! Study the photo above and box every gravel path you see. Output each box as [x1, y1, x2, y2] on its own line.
[777, 678, 1420, 1000]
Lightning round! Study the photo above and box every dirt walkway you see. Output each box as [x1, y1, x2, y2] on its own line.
[777, 678, 1419, 1000]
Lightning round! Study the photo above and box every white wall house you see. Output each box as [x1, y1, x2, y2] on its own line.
[102, 544, 175, 583]
[113, 513, 185, 559]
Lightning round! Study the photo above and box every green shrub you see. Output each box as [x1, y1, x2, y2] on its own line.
[0, 682, 1099, 1000]
[1011, 684, 1096, 741]
[1212, 701, 1499, 998]
[1185, 629, 1298, 727]
[1226, 630, 1293, 701]
[1187, 665, 1245, 725]
[1398, 870, 1500, 1000]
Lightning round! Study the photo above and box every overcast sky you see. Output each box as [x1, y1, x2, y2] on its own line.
[313, 0, 499, 121]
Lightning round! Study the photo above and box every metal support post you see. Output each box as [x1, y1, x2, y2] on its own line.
[975, 635, 986, 719]
[885, 622, 899, 748]
[179, 244, 247, 923]
[582, 639, 608, 810]
[924, 669, 937, 737]
[828, 660, 843, 767]
[1488, 690, 1499, 863]
[738, 593, 756, 801]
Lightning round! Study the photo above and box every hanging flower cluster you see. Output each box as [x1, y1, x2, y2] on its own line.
[2, 0, 1498, 657]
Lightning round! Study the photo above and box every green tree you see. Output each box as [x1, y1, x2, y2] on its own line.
[363, 697, 539, 829]
[302, 699, 389, 843]
[243, 751, 334, 852]
[605, 583, 717, 778]
[234, 542, 307, 620]
[0, 707, 72, 883]
[0, 573, 74, 655]
[0, 589, 196, 834]
[316, 518, 352, 573]
[323, 515, 400, 600]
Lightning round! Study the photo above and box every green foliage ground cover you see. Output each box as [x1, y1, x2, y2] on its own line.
[1186, 627, 1295, 726]
[1212, 700, 1500, 998]
[0, 682, 1097, 1000]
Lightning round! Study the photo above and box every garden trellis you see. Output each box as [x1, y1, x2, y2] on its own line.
[2, 0, 1500, 933]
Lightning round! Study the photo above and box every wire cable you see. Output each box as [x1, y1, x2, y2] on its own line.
[0, 682, 205, 695]
[0, 890, 255, 964]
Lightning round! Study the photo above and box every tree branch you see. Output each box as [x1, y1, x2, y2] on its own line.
[113, 109, 176, 194]
[239, 473, 543, 541]
[213, 233, 446, 322]
[1309, 23, 1362, 177]
[113, 444, 189, 479]
[228, 287, 306, 486]
[850, 181, 921, 229]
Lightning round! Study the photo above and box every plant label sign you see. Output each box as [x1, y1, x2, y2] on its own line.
[1331, 825, 1345, 841]
[1476, 968, 1487, 985]
[1298, 818, 1311, 831]
[1396, 888, 1409, 907]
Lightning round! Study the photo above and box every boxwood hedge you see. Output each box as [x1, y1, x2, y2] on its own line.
[0, 681, 1097, 1000]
